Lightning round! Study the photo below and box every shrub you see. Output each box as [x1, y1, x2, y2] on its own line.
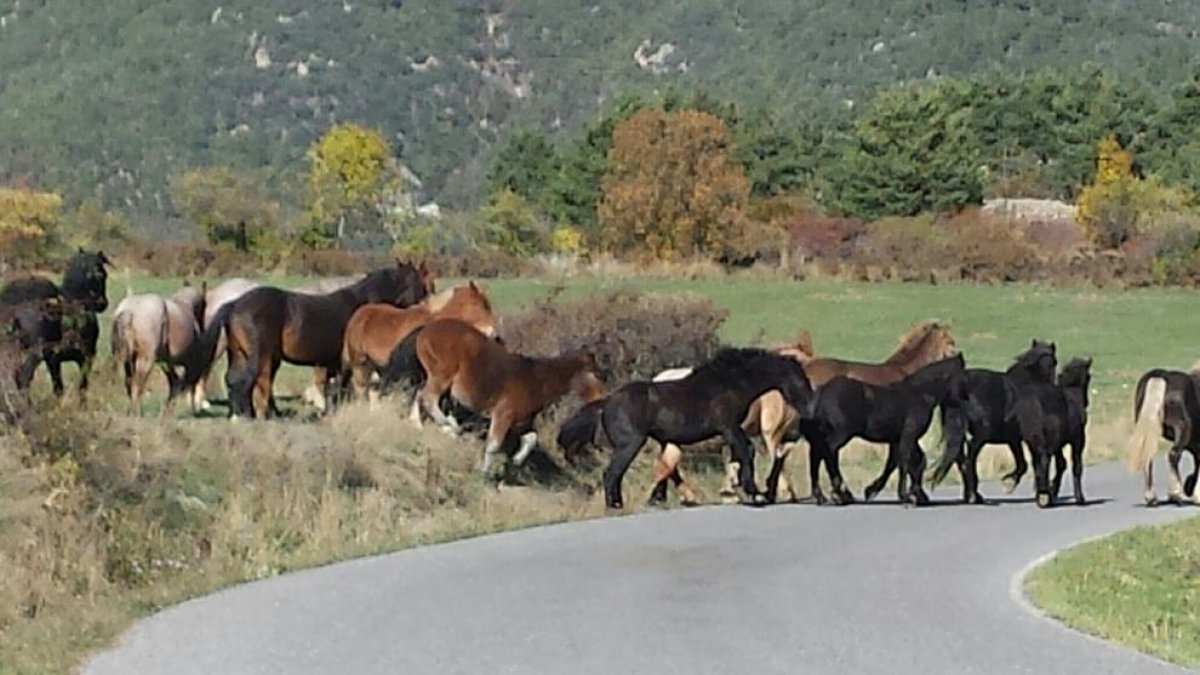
[500, 288, 728, 384]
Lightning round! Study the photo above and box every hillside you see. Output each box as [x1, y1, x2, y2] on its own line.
[2, 0, 1200, 232]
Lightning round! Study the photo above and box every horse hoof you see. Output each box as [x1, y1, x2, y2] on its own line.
[1075, 496, 1087, 507]
[966, 492, 985, 505]
[863, 486, 880, 503]
[718, 489, 739, 505]
[1145, 494, 1158, 507]
[1168, 493, 1186, 506]
[839, 491, 857, 505]
[1002, 477, 1018, 494]
[1036, 493, 1052, 509]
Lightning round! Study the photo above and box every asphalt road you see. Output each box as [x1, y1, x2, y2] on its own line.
[86, 463, 1198, 675]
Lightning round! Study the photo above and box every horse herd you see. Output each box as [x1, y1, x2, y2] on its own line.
[1, 251, 1198, 513]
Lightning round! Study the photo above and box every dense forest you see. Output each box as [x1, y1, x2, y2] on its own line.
[4, 0, 1200, 235]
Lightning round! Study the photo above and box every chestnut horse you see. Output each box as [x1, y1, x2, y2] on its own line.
[179, 262, 431, 419]
[110, 283, 207, 415]
[342, 282, 496, 405]
[387, 318, 606, 475]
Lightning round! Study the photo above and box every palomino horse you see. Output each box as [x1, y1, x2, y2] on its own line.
[558, 348, 814, 510]
[796, 354, 966, 506]
[342, 281, 496, 405]
[180, 262, 430, 419]
[110, 283, 208, 415]
[1127, 364, 1200, 505]
[0, 249, 110, 400]
[927, 340, 1059, 503]
[387, 318, 606, 476]
[649, 331, 815, 505]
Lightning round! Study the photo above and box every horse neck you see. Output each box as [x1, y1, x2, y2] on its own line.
[882, 332, 938, 372]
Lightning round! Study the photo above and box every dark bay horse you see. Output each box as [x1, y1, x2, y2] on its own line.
[796, 354, 966, 507]
[1053, 357, 1092, 505]
[557, 348, 814, 510]
[928, 340, 1059, 503]
[387, 318, 606, 476]
[0, 249, 110, 398]
[342, 282, 496, 405]
[180, 262, 430, 419]
[1127, 365, 1200, 505]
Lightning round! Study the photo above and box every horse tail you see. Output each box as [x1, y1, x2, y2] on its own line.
[557, 399, 605, 458]
[379, 326, 425, 393]
[1127, 376, 1166, 474]
[178, 302, 233, 391]
[110, 309, 135, 372]
[929, 401, 966, 487]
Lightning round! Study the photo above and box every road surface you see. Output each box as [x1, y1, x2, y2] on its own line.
[86, 463, 1198, 675]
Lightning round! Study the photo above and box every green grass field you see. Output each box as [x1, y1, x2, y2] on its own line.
[1026, 515, 1200, 668]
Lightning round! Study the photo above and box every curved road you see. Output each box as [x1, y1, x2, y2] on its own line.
[87, 463, 1198, 675]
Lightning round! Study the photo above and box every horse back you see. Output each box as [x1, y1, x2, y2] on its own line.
[417, 319, 505, 409]
[0, 277, 58, 306]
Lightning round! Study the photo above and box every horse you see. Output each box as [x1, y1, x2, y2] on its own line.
[557, 348, 814, 510]
[386, 318, 606, 476]
[342, 282, 496, 405]
[1127, 364, 1200, 506]
[0, 299, 62, 417]
[795, 354, 966, 507]
[0, 249, 110, 399]
[927, 340, 1059, 504]
[111, 283, 208, 415]
[1054, 357, 1092, 505]
[648, 331, 815, 506]
[179, 261, 431, 419]
[192, 277, 261, 409]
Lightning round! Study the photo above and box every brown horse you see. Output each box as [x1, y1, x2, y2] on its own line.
[342, 282, 496, 405]
[180, 262, 432, 419]
[110, 283, 207, 415]
[389, 318, 606, 475]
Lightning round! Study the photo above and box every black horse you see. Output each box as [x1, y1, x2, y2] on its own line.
[0, 249, 110, 397]
[1127, 366, 1200, 505]
[179, 261, 430, 419]
[557, 348, 814, 510]
[928, 340, 1059, 503]
[1053, 357, 1092, 505]
[797, 353, 966, 507]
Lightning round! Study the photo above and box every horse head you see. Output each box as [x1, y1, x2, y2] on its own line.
[61, 249, 111, 313]
[447, 281, 496, 339]
[417, 259, 436, 295]
[569, 350, 607, 403]
[886, 321, 956, 369]
[1010, 339, 1058, 382]
[1058, 356, 1092, 402]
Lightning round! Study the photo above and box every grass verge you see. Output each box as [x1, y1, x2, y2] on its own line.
[1025, 515, 1200, 668]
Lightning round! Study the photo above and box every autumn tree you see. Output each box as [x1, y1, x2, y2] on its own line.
[1076, 135, 1185, 249]
[171, 167, 281, 251]
[306, 123, 401, 248]
[599, 108, 751, 261]
[0, 185, 62, 265]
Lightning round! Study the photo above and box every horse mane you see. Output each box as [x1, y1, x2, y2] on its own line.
[425, 288, 455, 312]
[694, 347, 789, 382]
[883, 322, 946, 366]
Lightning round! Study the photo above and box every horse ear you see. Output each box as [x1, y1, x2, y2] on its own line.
[1084, 356, 1093, 367]
[98, 250, 111, 266]
[1050, 341, 1057, 354]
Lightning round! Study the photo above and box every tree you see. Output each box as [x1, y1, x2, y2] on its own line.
[1076, 135, 1185, 249]
[825, 83, 984, 219]
[482, 189, 546, 256]
[306, 123, 400, 248]
[486, 130, 560, 213]
[171, 167, 280, 251]
[0, 185, 61, 265]
[599, 108, 751, 261]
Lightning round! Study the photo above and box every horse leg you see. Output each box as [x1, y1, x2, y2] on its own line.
[512, 430, 539, 466]
[1051, 444, 1067, 501]
[903, 440, 930, 506]
[1033, 442, 1054, 508]
[1002, 441, 1027, 494]
[418, 378, 459, 434]
[723, 426, 761, 504]
[1070, 431, 1087, 506]
[665, 447, 697, 506]
[648, 448, 673, 506]
[44, 351, 65, 399]
[1185, 448, 1199, 500]
[603, 432, 646, 512]
[161, 364, 180, 417]
[864, 443, 899, 503]
[1167, 443, 1187, 505]
[760, 399, 797, 502]
[961, 437, 986, 504]
[130, 355, 153, 417]
[308, 368, 329, 413]
[764, 442, 797, 505]
[481, 412, 514, 477]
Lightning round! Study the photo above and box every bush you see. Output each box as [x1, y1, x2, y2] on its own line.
[1148, 219, 1200, 285]
[499, 288, 728, 384]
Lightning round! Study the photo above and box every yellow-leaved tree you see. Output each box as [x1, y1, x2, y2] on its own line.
[599, 108, 751, 261]
[0, 185, 62, 266]
[1077, 135, 1186, 249]
[306, 123, 400, 248]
